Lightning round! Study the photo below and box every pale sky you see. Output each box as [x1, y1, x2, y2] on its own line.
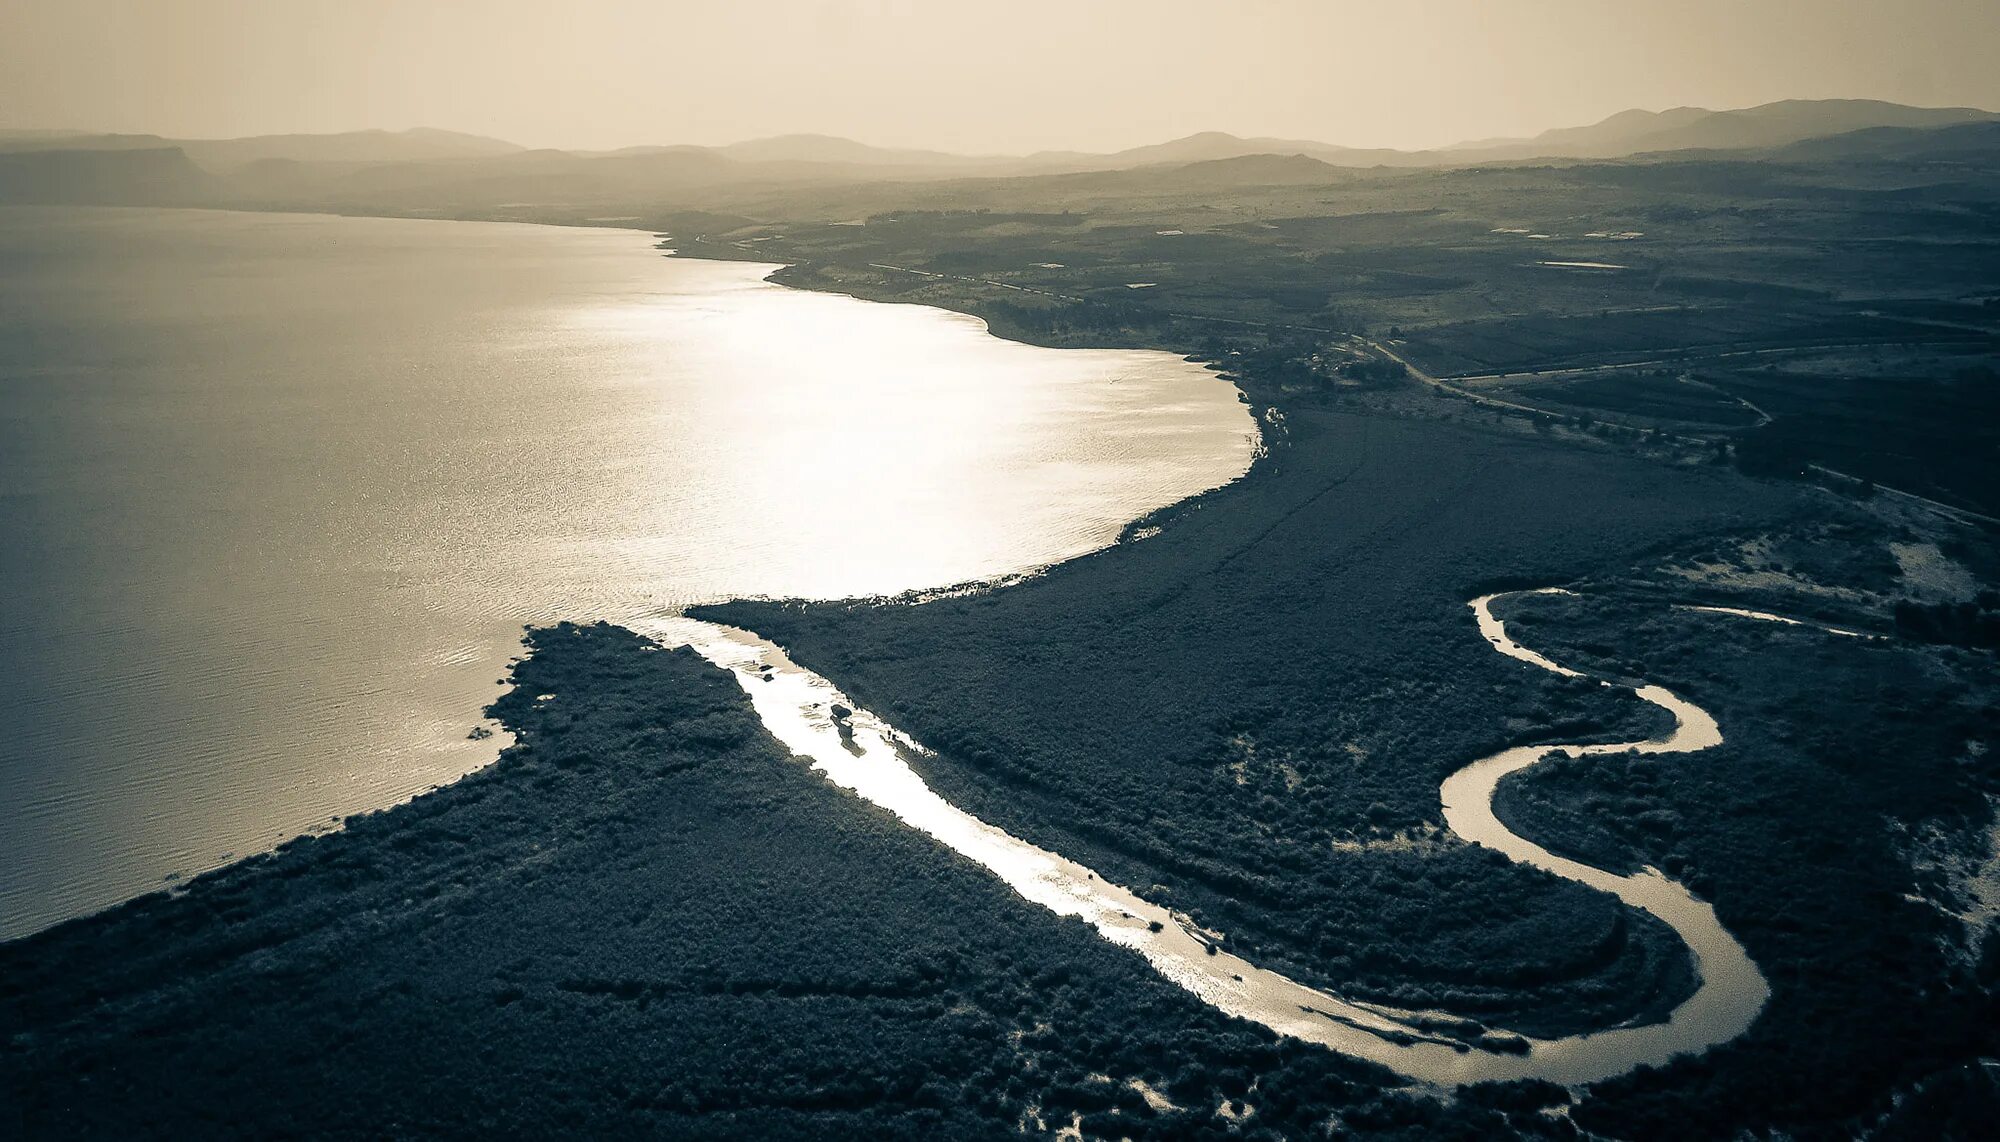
[3, 0, 1997, 153]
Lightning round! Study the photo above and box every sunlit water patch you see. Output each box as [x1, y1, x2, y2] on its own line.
[0, 206, 1257, 937]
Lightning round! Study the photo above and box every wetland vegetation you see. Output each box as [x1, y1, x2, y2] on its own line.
[0, 623, 1600, 1141]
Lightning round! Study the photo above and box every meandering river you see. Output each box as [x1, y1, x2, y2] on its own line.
[644, 590, 1777, 1085]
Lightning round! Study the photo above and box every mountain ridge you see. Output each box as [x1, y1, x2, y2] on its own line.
[11, 97, 1996, 175]
[4, 98, 1997, 210]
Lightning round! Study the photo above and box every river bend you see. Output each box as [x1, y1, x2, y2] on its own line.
[647, 588, 1780, 1085]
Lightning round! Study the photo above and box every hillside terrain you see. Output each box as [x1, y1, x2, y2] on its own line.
[4, 98, 1997, 206]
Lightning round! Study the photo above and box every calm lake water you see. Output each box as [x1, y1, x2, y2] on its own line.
[0, 206, 1257, 938]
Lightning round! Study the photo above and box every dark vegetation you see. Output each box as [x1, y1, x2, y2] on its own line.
[1719, 359, 2000, 513]
[1895, 593, 2000, 648]
[1511, 372, 1763, 429]
[1, 622, 1598, 1140]
[1487, 590, 2000, 1139]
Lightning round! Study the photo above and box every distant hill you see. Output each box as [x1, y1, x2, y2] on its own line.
[0, 128, 524, 171]
[221, 147, 768, 209]
[1764, 118, 2000, 166]
[1006, 101, 1998, 172]
[1459, 106, 1715, 154]
[0, 147, 219, 205]
[189, 128, 524, 168]
[5, 99, 1997, 212]
[713, 133, 1010, 169]
[1139, 151, 1348, 185]
[0, 132, 182, 155]
[581, 129, 1400, 175]
[1451, 99, 2000, 162]
[1024, 152, 1350, 195]
[0, 128, 100, 144]
[1065, 131, 1414, 171]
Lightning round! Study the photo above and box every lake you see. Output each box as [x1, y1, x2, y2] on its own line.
[0, 206, 1257, 938]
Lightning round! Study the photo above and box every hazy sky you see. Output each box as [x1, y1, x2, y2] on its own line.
[4, 0, 1998, 153]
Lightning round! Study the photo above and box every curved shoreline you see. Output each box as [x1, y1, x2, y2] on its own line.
[650, 588, 1790, 1086]
[0, 217, 1266, 943]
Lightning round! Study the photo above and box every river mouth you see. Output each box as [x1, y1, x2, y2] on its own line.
[0, 207, 1260, 940]
[643, 587, 1779, 1086]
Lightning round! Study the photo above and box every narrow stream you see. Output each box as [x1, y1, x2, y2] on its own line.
[641, 587, 1781, 1085]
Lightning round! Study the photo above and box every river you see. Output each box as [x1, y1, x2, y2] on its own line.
[640, 591, 1774, 1085]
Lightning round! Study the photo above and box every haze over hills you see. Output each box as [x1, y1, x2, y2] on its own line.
[606, 99, 2000, 170]
[708, 133, 1018, 169]
[1034, 130, 1417, 171]
[1770, 117, 2000, 164]
[616, 98, 2000, 170]
[1461, 98, 2000, 160]
[0, 126, 523, 169]
[2, 98, 1997, 212]
[0, 146, 218, 206]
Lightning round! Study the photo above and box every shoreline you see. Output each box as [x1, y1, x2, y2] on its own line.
[9, 622, 1451, 1137]
[0, 210, 1264, 946]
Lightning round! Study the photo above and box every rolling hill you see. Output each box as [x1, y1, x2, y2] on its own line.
[4, 99, 1997, 211]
